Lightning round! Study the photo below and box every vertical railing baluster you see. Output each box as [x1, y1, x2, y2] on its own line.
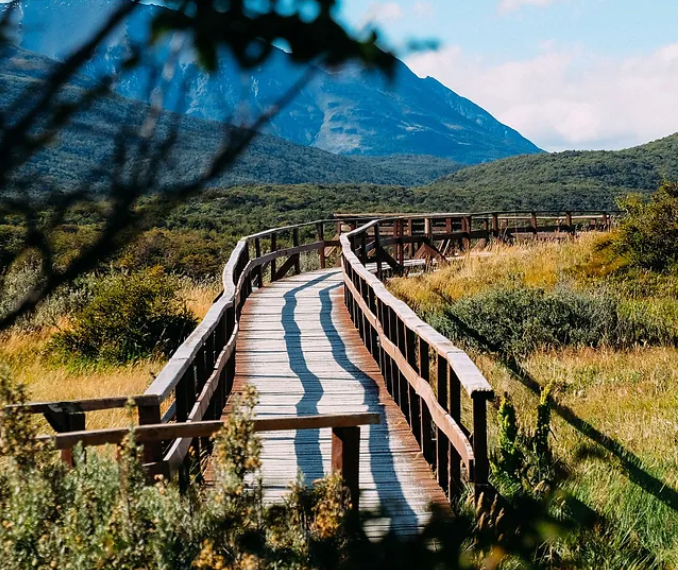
[436, 354, 450, 496]
[293, 228, 301, 275]
[473, 394, 490, 501]
[254, 238, 262, 287]
[318, 222, 326, 269]
[270, 233, 278, 282]
[419, 338, 434, 464]
[449, 365, 462, 495]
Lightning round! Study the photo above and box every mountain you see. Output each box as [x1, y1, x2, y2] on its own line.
[0, 43, 464, 190]
[6, 0, 542, 165]
[420, 134, 678, 211]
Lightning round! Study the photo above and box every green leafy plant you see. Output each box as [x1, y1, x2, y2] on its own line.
[51, 267, 197, 363]
[617, 181, 678, 272]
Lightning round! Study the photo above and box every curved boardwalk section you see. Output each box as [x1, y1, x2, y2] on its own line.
[226, 268, 448, 537]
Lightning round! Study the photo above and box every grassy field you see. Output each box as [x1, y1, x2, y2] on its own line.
[390, 234, 678, 568]
[0, 279, 220, 431]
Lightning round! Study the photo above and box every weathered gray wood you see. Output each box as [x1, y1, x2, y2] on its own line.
[221, 269, 449, 537]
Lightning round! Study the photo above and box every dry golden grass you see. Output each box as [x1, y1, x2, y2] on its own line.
[0, 280, 221, 431]
[389, 233, 609, 312]
[390, 234, 678, 562]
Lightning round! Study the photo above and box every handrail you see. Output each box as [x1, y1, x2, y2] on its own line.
[38, 413, 381, 450]
[338, 210, 615, 500]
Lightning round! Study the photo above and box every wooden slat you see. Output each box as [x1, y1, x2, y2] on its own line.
[217, 268, 449, 537]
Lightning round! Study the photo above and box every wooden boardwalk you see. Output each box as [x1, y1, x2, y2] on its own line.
[225, 268, 448, 537]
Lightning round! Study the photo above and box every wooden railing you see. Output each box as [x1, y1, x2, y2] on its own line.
[339, 211, 614, 500]
[38, 412, 380, 509]
[21, 217, 370, 479]
[16, 210, 614, 499]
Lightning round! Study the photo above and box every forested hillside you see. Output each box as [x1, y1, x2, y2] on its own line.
[422, 134, 678, 211]
[0, 44, 460, 190]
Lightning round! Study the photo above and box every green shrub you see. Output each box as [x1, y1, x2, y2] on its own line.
[617, 182, 678, 272]
[52, 268, 197, 363]
[430, 286, 678, 356]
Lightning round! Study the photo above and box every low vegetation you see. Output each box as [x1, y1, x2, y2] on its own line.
[390, 186, 678, 568]
[51, 268, 197, 364]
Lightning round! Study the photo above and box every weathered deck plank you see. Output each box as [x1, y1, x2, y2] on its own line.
[214, 269, 448, 537]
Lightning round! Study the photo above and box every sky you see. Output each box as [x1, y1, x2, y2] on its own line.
[333, 0, 678, 152]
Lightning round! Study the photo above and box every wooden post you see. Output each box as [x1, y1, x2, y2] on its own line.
[397, 219, 405, 267]
[449, 366, 462, 495]
[332, 426, 360, 511]
[462, 216, 471, 250]
[436, 354, 449, 496]
[491, 213, 499, 239]
[43, 404, 86, 468]
[565, 211, 573, 234]
[374, 223, 383, 281]
[317, 223, 326, 269]
[407, 218, 413, 258]
[360, 231, 367, 265]
[254, 238, 262, 287]
[472, 394, 490, 500]
[531, 212, 538, 235]
[419, 338, 434, 464]
[138, 403, 163, 468]
[292, 228, 301, 275]
[270, 233, 278, 282]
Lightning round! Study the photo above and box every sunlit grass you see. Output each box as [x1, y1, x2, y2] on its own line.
[0, 279, 220, 431]
[390, 234, 678, 566]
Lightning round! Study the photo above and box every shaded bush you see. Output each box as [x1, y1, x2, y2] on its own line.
[430, 286, 678, 356]
[117, 228, 229, 279]
[617, 182, 678, 272]
[52, 268, 197, 363]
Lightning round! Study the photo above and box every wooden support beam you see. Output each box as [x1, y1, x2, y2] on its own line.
[273, 254, 299, 282]
[317, 223, 326, 269]
[377, 247, 404, 277]
[332, 426, 361, 511]
[38, 413, 381, 450]
[254, 238, 262, 286]
[292, 228, 301, 275]
[270, 233, 278, 282]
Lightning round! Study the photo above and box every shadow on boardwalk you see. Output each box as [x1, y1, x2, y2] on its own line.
[282, 272, 418, 529]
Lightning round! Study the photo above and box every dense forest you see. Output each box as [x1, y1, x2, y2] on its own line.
[422, 134, 678, 211]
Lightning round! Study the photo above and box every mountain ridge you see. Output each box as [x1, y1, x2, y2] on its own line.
[420, 133, 678, 211]
[0, 43, 463, 190]
[6, 0, 543, 164]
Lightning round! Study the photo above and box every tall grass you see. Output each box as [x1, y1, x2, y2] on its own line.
[0, 274, 220, 430]
[390, 235, 678, 567]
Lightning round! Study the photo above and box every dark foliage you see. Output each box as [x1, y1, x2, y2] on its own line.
[425, 134, 678, 211]
[52, 268, 197, 363]
[616, 181, 678, 272]
[429, 286, 678, 356]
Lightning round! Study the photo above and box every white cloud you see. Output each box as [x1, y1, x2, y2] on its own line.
[413, 2, 434, 18]
[498, 0, 560, 14]
[405, 43, 678, 151]
[359, 3, 404, 28]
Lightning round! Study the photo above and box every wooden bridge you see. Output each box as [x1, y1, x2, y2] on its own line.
[26, 211, 613, 537]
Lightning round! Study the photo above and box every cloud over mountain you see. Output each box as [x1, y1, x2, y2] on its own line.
[407, 42, 678, 151]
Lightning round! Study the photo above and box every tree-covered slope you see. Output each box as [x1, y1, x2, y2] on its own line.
[421, 135, 678, 211]
[0, 44, 461, 190]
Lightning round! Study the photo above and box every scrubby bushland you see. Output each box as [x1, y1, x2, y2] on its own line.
[429, 286, 678, 356]
[616, 181, 678, 272]
[52, 268, 197, 364]
[0, 375, 586, 570]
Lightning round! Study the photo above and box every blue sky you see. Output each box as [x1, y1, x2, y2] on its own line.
[332, 0, 678, 151]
